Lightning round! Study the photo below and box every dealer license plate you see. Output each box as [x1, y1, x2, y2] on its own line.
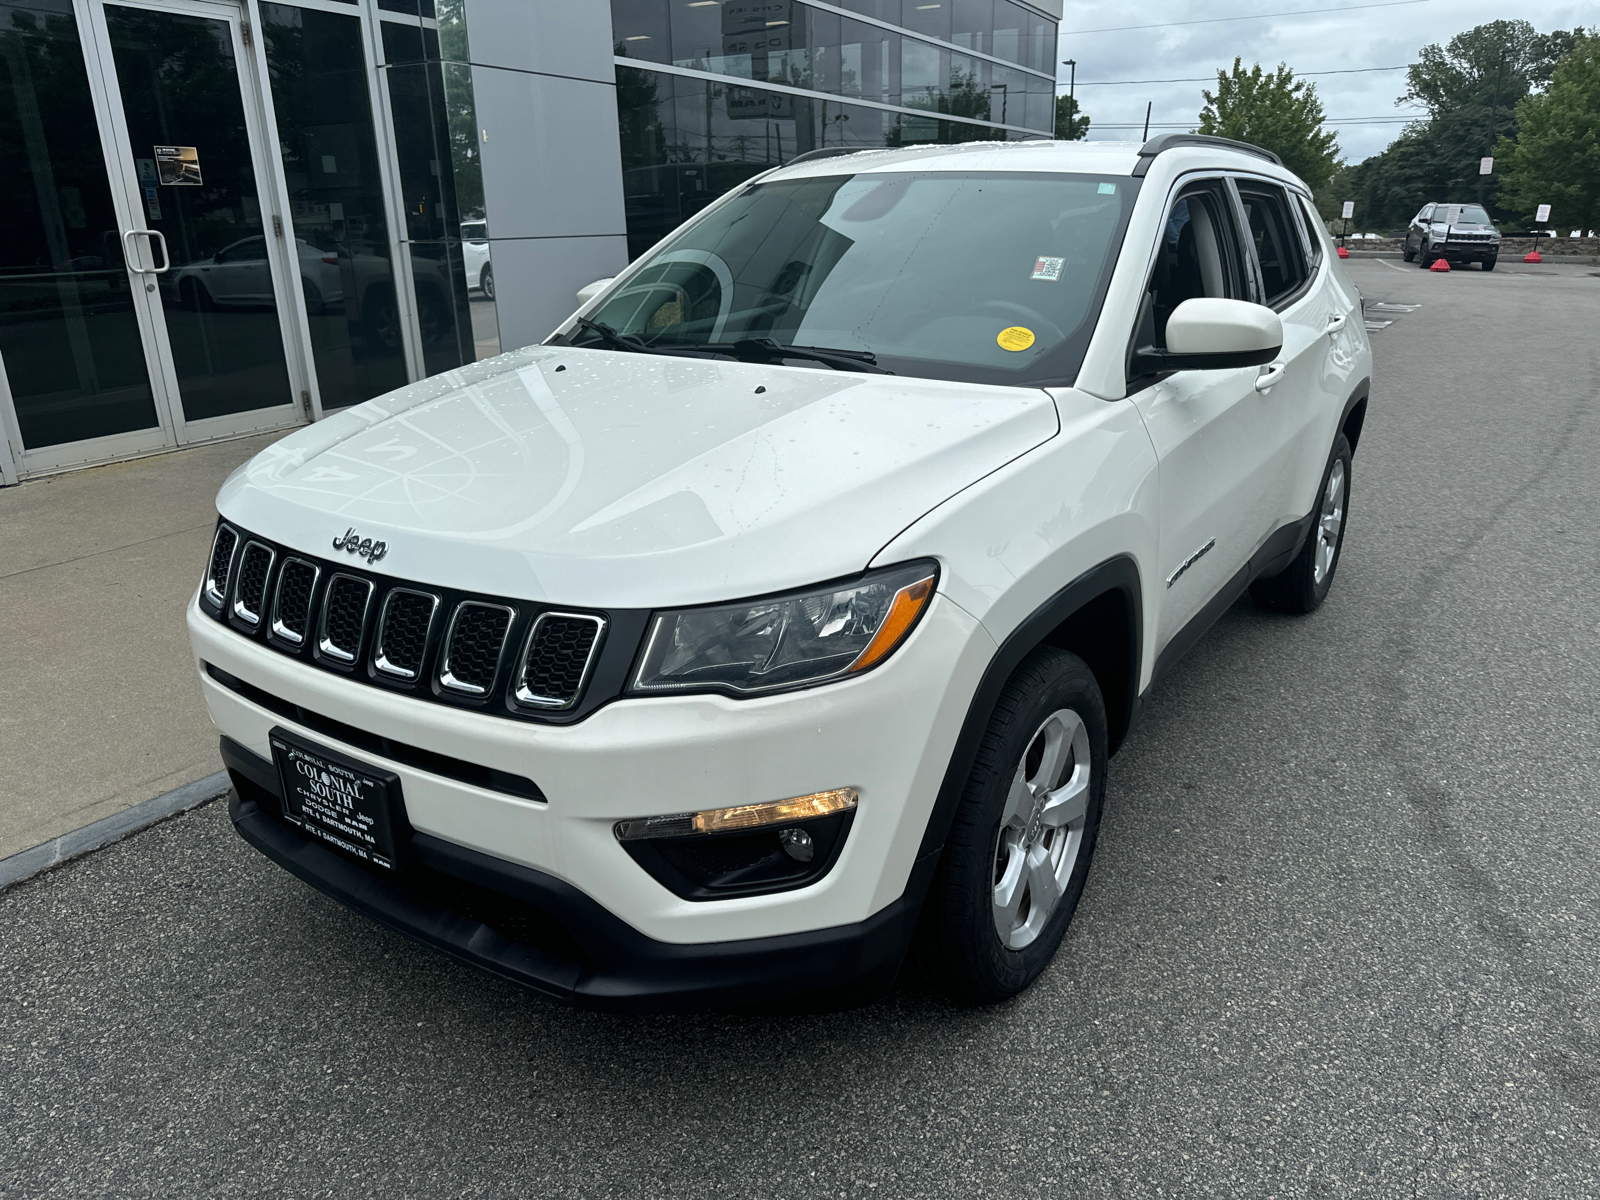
[270, 728, 408, 871]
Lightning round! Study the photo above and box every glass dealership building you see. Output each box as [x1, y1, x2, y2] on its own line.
[0, 0, 1059, 483]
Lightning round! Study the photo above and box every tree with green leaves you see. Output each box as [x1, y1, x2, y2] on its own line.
[1055, 94, 1089, 140]
[1198, 60, 1340, 191]
[1495, 33, 1600, 233]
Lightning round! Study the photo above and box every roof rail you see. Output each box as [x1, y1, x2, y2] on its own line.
[1132, 134, 1283, 177]
[785, 146, 870, 167]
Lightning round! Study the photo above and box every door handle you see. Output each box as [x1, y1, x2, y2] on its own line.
[1255, 362, 1288, 392]
[1326, 312, 1348, 333]
[121, 228, 170, 275]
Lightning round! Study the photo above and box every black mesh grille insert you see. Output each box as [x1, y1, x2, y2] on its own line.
[234, 544, 273, 623]
[518, 615, 601, 707]
[441, 603, 512, 693]
[273, 560, 316, 644]
[377, 591, 435, 679]
[322, 576, 371, 661]
[207, 527, 238, 600]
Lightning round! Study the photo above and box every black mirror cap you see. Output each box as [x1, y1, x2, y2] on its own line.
[1130, 343, 1281, 375]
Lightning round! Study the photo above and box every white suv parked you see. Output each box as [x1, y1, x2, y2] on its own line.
[189, 135, 1371, 1010]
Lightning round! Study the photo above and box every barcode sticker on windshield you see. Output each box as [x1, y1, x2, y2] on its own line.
[1032, 256, 1065, 281]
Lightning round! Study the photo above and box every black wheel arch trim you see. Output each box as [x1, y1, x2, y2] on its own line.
[915, 554, 1143, 863]
[1340, 376, 1370, 454]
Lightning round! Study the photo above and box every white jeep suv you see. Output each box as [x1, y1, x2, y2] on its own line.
[189, 135, 1371, 1010]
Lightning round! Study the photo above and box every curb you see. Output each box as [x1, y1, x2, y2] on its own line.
[0, 772, 231, 892]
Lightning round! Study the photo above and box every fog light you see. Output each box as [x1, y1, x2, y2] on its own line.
[778, 827, 815, 862]
[614, 788, 858, 842]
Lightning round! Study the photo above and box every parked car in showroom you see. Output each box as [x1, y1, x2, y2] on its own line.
[1403, 202, 1502, 269]
[189, 135, 1372, 1011]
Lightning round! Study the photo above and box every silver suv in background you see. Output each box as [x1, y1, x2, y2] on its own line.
[1403, 203, 1502, 270]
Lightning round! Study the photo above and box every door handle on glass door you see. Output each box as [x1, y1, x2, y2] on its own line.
[120, 228, 170, 274]
[1255, 362, 1288, 392]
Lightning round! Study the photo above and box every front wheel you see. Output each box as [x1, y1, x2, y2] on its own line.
[480, 263, 494, 300]
[1250, 433, 1352, 614]
[1482, 256, 1497, 271]
[919, 647, 1107, 1004]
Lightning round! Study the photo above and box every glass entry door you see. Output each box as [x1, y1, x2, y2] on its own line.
[0, 0, 310, 477]
[87, 0, 303, 440]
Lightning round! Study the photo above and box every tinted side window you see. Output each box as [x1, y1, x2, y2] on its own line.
[1133, 181, 1249, 365]
[1295, 195, 1325, 268]
[1237, 184, 1307, 307]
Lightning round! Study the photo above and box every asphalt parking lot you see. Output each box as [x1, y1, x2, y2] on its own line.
[3, 258, 1598, 1198]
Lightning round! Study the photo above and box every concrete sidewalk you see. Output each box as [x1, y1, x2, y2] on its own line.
[0, 434, 288, 859]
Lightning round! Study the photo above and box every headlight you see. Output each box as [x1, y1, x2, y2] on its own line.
[630, 561, 939, 697]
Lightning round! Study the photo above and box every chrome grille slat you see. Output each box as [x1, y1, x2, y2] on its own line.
[270, 559, 319, 646]
[439, 601, 515, 696]
[318, 574, 374, 664]
[204, 525, 239, 608]
[374, 588, 439, 681]
[231, 542, 276, 627]
[512, 612, 605, 711]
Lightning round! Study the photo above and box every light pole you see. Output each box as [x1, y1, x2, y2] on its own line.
[1061, 58, 1077, 138]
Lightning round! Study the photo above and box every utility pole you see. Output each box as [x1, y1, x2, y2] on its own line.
[1478, 48, 1506, 206]
[1061, 58, 1077, 138]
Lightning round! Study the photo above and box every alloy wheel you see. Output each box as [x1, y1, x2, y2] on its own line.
[991, 708, 1092, 950]
[1315, 459, 1346, 585]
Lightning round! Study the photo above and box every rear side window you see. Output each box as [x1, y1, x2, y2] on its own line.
[1293, 195, 1324, 269]
[1237, 183, 1308, 307]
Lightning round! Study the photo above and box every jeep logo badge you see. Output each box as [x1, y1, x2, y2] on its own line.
[332, 527, 388, 563]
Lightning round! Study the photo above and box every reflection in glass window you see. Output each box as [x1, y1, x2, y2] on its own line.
[616, 67, 1038, 261]
[262, 3, 407, 409]
[0, 0, 159, 449]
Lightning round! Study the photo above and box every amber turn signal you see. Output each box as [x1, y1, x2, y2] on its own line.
[848, 575, 935, 674]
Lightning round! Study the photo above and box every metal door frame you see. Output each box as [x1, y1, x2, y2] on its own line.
[82, 0, 311, 442]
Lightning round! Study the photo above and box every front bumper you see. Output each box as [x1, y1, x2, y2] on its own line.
[189, 586, 994, 999]
[224, 742, 931, 1011]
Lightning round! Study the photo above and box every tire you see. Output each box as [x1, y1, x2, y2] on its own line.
[1402, 240, 1416, 263]
[179, 277, 211, 311]
[1419, 246, 1435, 268]
[480, 263, 494, 301]
[1482, 256, 1497, 271]
[301, 277, 324, 316]
[919, 647, 1108, 1004]
[1250, 432, 1353, 614]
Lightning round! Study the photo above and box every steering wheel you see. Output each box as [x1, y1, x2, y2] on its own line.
[973, 299, 1065, 342]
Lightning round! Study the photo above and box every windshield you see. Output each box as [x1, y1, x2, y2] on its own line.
[580, 172, 1138, 386]
[1438, 205, 1493, 225]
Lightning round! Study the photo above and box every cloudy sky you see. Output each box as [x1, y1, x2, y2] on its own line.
[1055, 0, 1594, 163]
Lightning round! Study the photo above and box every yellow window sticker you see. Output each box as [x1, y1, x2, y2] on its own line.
[997, 326, 1036, 352]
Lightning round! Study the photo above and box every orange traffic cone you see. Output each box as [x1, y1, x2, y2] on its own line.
[1337, 246, 1350, 258]
[1429, 257, 1451, 272]
[1523, 250, 1542, 263]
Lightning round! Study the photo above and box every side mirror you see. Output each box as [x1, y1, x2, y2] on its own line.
[1132, 298, 1282, 375]
[575, 277, 614, 307]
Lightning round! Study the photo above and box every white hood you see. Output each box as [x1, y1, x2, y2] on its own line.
[220, 346, 1058, 608]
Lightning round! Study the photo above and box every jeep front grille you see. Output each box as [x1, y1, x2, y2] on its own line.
[514, 613, 605, 710]
[200, 520, 617, 724]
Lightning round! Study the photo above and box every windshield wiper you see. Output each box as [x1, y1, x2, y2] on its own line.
[690, 337, 893, 374]
[569, 317, 659, 355]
